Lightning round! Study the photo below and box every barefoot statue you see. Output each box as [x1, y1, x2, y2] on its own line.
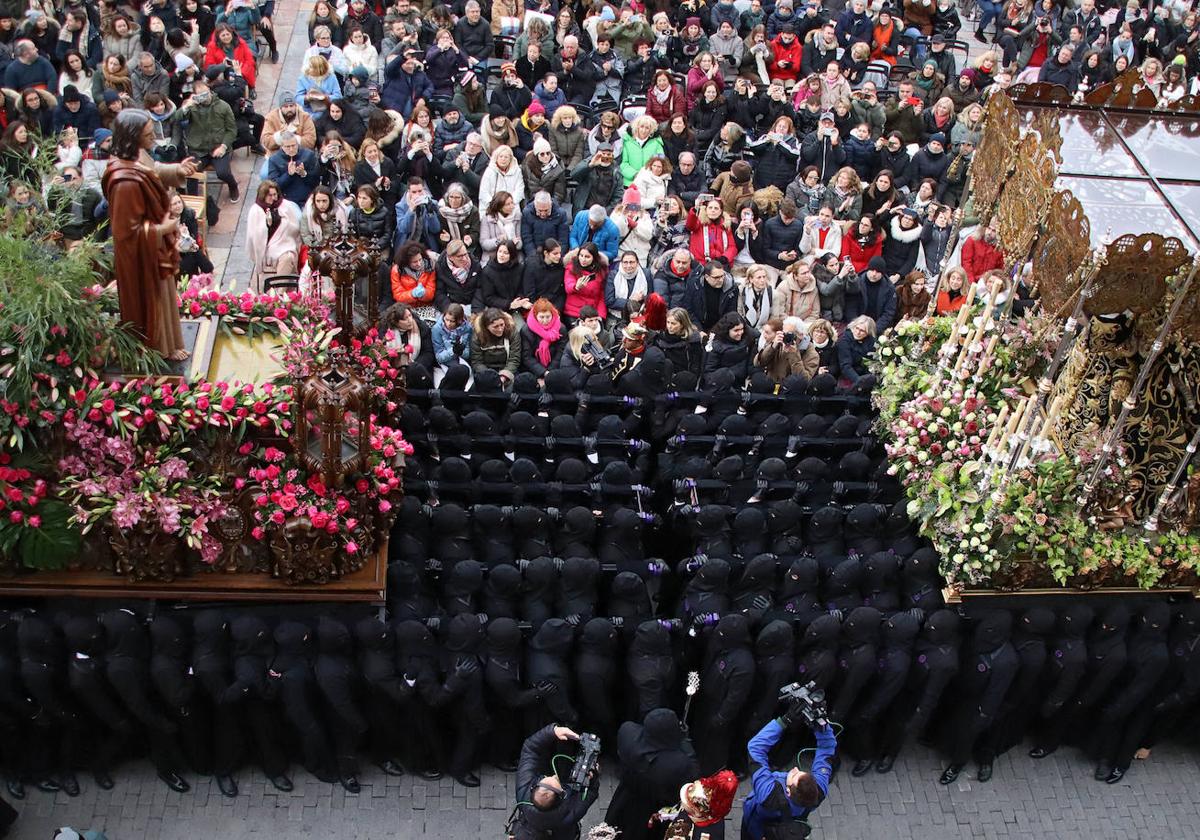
[102, 109, 200, 363]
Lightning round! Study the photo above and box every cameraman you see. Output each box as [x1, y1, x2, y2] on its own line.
[754, 317, 818, 383]
[740, 703, 836, 840]
[512, 725, 600, 840]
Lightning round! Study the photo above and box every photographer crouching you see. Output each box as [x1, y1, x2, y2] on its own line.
[510, 725, 601, 840]
[741, 683, 837, 840]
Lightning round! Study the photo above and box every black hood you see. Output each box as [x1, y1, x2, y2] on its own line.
[231, 616, 273, 658]
[150, 614, 189, 659]
[610, 572, 652, 620]
[756, 620, 795, 657]
[882, 612, 920, 649]
[842, 607, 881, 646]
[192, 611, 229, 661]
[18, 615, 60, 664]
[735, 554, 778, 597]
[101, 609, 149, 658]
[1090, 604, 1131, 655]
[642, 708, 686, 748]
[780, 556, 820, 600]
[1016, 608, 1055, 641]
[922, 609, 960, 645]
[863, 551, 899, 591]
[1059, 604, 1094, 640]
[971, 611, 1013, 654]
[445, 614, 485, 654]
[824, 557, 863, 599]
[560, 556, 599, 602]
[394, 619, 437, 660]
[843, 503, 885, 555]
[579, 618, 618, 653]
[353, 616, 393, 653]
[446, 559, 485, 596]
[801, 615, 841, 651]
[712, 614, 752, 650]
[484, 562, 523, 608]
[530, 618, 574, 657]
[805, 506, 845, 556]
[64, 615, 105, 656]
[273, 621, 313, 658]
[691, 558, 731, 592]
[486, 617, 523, 657]
[630, 620, 673, 657]
[317, 616, 353, 656]
[523, 556, 559, 602]
[903, 547, 940, 583]
[1133, 601, 1170, 642]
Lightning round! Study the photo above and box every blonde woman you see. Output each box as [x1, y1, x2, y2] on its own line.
[619, 114, 664, 186]
[296, 54, 341, 117]
[923, 96, 956, 138]
[737, 264, 776, 331]
[479, 145, 525, 211]
[549, 105, 587, 169]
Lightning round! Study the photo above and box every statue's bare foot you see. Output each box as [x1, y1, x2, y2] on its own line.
[1134, 748, 1151, 761]
[169, 349, 191, 361]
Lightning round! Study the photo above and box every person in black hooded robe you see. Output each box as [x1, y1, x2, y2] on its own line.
[1025, 604, 1092, 763]
[388, 562, 437, 620]
[558, 558, 601, 623]
[18, 615, 80, 796]
[690, 505, 735, 561]
[796, 615, 841, 696]
[606, 708, 701, 840]
[575, 618, 620, 744]
[227, 616, 292, 792]
[513, 505, 555, 559]
[973, 607, 1054, 779]
[600, 507, 650, 575]
[900, 547, 943, 615]
[861, 551, 901, 613]
[1105, 604, 1200, 781]
[189, 613, 245, 797]
[150, 614, 212, 777]
[442, 559, 485, 616]
[484, 617, 544, 771]
[843, 503, 885, 557]
[352, 616, 408, 778]
[431, 503, 474, 567]
[100, 610, 191, 791]
[830, 606, 881, 728]
[473, 504, 516, 566]
[627, 620, 679, 721]
[765, 500, 805, 556]
[938, 611, 1018, 785]
[556, 507, 597, 559]
[730, 507, 768, 558]
[772, 556, 830, 624]
[730, 554, 779, 629]
[804, 506, 846, 563]
[438, 613, 491, 787]
[271, 621, 337, 785]
[392, 496, 432, 566]
[63, 615, 136, 792]
[1030, 603, 1128, 760]
[740, 619, 797, 774]
[314, 617, 367, 793]
[876, 608, 960, 774]
[1091, 602, 1170, 784]
[821, 558, 865, 614]
[693, 614, 755, 774]
[393, 620, 449, 779]
[611, 574, 656, 643]
[527, 618, 579, 730]
[0, 612, 39, 799]
[483, 564, 524, 619]
[521, 557, 561, 629]
[847, 611, 919, 776]
[676, 558, 731, 623]
[882, 500, 921, 557]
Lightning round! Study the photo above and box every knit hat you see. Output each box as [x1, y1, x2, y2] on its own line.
[62, 85, 81, 103]
[204, 64, 226, 81]
[527, 100, 546, 116]
[686, 15, 701, 27]
[459, 69, 477, 88]
[278, 90, 296, 105]
[500, 61, 517, 76]
[488, 102, 507, 118]
[532, 137, 552, 156]
[600, 5, 615, 20]
[174, 53, 195, 72]
[731, 160, 752, 184]
[681, 770, 739, 828]
[867, 256, 888, 273]
[351, 66, 370, 82]
[102, 90, 120, 106]
[928, 131, 947, 145]
[93, 128, 112, 146]
[622, 184, 641, 208]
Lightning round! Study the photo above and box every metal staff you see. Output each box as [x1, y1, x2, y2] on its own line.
[1078, 257, 1200, 508]
[1144, 425, 1200, 534]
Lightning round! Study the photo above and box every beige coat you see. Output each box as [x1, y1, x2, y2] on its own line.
[260, 107, 317, 153]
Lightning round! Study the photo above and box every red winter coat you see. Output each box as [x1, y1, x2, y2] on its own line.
[645, 83, 688, 122]
[769, 36, 804, 83]
[961, 236, 1004, 282]
[686, 208, 737, 265]
[564, 263, 607, 319]
[204, 34, 257, 89]
[840, 232, 883, 273]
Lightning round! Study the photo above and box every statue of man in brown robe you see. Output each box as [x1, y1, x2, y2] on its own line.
[101, 109, 199, 361]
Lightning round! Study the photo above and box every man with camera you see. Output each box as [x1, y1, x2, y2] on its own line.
[511, 725, 600, 840]
[740, 691, 837, 840]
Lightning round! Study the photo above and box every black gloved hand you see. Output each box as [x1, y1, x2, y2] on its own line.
[751, 594, 772, 611]
[535, 679, 558, 696]
[780, 700, 809, 730]
[565, 614, 581, 627]
[455, 656, 479, 676]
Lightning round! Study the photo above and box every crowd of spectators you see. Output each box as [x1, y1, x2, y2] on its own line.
[0, 0, 1194, 381]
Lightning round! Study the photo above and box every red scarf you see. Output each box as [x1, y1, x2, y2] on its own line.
[525, 310, 562, 367]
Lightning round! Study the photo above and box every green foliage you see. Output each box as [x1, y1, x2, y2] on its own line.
[12, 499, 81, 570]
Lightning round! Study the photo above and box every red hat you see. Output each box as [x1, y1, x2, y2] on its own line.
[527, 100, 546, 116]
[681, 770, 738, 827]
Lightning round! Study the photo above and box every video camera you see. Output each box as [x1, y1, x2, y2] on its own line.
[582, 336, 614, 371]
[778, 681, 829, 727]
[568, 733, 602, 789]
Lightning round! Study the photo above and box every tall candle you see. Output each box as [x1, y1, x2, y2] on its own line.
[985, 404, 1010, 450]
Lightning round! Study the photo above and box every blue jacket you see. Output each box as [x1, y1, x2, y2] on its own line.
[265, 147, 321, 205]
[395, 199, 442, 251]
[742, 719, 836, 840]
[520, 201, 570, 259]
[836, 331, 876, 383]
[432, 318, 472, 366]
[382, 53, 434, 118]
[3, 56, 57, 92]
[569, 212, 620, 263]
[53, 100, 101, 145]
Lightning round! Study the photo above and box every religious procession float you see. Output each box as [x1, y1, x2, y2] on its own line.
[873, 72, 1200, 601]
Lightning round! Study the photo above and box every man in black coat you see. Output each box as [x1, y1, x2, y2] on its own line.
[511, 724, 600, 840]
[606, 709, 701, 840]
[227, 616, 293, 793]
